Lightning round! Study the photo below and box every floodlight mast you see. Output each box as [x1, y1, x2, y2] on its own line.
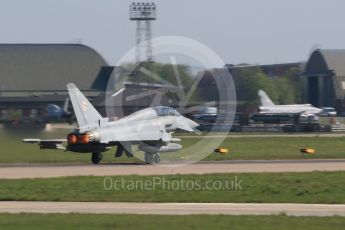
[130, 2, 156, 63]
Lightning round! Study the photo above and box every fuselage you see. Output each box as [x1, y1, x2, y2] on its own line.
[259, 105, 322, 114]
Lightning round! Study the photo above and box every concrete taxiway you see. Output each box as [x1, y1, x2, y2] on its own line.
[0, 159, 345, 179]
[0, 202, 344, 216]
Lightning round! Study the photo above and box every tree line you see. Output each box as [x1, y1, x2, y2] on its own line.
[119, 62, 303, 111]
[231, 66, 303, 108]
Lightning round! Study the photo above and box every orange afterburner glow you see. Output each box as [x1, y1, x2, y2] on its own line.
[67, 133, 78, 145]
[79, 133, 90, 144]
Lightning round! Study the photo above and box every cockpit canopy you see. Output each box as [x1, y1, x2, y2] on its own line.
[153, 106, 181, 117]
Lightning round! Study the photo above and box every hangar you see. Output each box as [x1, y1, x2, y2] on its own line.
[0, 44, 113, 121]
[0, 44, 184, 122]
[303, 49, 345, 113]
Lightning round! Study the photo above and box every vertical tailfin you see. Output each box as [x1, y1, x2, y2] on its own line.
[258, 90, 275, 106]
[67, 83, 103, 128]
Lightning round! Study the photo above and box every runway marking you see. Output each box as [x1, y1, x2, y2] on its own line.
[0, 160, 345, 179]
[0, 202, 344, 216]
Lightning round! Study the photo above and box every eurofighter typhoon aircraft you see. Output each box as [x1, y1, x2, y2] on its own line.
[258, 90, 322, 115]
[23, 83, 199, 164]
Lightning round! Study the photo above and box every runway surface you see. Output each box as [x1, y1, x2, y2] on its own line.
[0, 159, 345, 179]
[0, 202, 344, 216]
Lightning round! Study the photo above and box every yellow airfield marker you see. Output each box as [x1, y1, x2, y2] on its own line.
[215, 148, 229, 155]
[300, 148, 316, 154]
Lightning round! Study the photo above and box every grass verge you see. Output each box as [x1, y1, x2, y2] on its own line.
[0, 213, 345, 230]
[1, 172, 345, 203]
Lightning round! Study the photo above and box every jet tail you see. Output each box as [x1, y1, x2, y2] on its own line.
[67, 83, 103, 129]
[258, 90, 275, 106]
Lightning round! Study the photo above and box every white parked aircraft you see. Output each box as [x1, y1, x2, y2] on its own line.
[258, 90, 322, 115]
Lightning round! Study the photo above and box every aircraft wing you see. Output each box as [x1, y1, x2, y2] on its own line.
[22, 139, 66, 150]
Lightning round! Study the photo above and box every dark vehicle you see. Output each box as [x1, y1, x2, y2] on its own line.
[250, 113, 299, 124]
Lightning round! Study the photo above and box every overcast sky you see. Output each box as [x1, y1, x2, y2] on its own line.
[0, 0, 344, 65]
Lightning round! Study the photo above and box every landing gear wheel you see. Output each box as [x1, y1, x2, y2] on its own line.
[144, 152, 153, 164]
[91, 152, 102, 164]
[144, 152, 160, 164]
[153, 153, 160, 164]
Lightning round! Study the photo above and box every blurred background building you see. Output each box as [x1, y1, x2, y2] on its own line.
[0, 44, 113, 123]
[302, 49, 345, 114]
[1, 43, 345, 128]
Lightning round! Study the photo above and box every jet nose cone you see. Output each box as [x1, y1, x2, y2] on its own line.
[188, 118, 199, 129]
[175, 117, 199, 132]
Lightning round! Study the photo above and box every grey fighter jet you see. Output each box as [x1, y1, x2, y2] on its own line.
[23, 83, 199, 164]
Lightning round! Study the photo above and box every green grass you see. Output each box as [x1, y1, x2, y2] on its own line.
[204, 136, 345, 161]
[1, 128, 345, 163]
[0, 214, 345, 230]
[1, 172, 345, 204]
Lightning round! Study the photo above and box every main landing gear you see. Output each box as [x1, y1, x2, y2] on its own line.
[144, 152, 160, 164]
[91, 152, 102, 164]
